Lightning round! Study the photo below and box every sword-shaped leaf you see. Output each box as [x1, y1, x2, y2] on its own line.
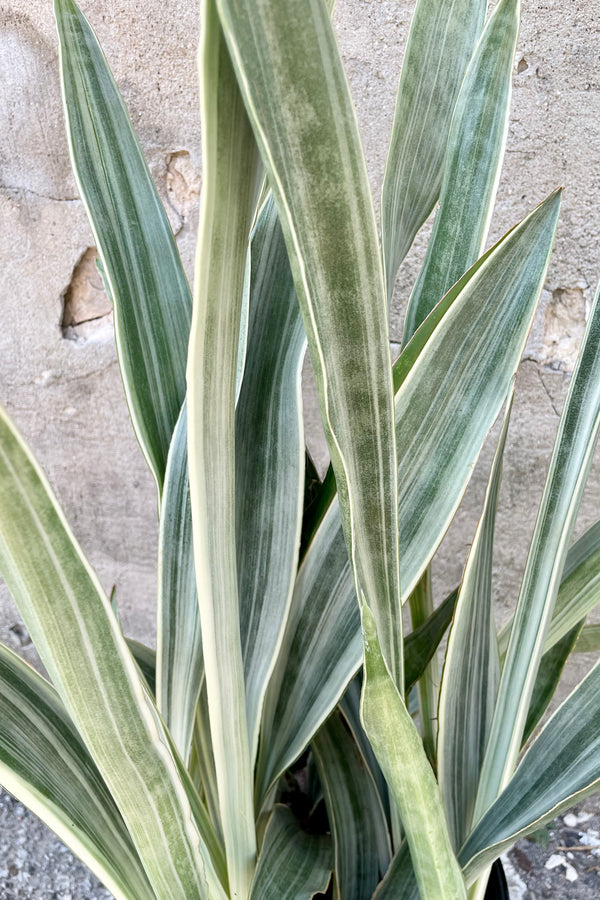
[460, 655, 600, 885]
[438, 392, 511, 850]
[236, 197, 306, 766]
[255, 500, 361, 809]
[248, 806, 332, 900]
[0, 643, 154, 900]
[156, 403, 202, 764]
[498, 520, 600, 658]
[403, 0, 519, 343]
[522, 622, 584, 745]
[216, 0, 403, 687]
[475, 278, 600, 820]
[55, 0, 191, 491]
[381, 0, 486, 298]
[187, 1, 262, 895]
[0, 406, 226, 900]
[312, 708, 391, 900]
[257, 196, 560, 805]
[360, 604, 466, 900]
[339, 675, 390, 823]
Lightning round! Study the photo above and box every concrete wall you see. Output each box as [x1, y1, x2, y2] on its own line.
[1, 0, 600, 694]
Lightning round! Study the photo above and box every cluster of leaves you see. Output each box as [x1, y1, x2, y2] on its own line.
[2, 0, 600, 899]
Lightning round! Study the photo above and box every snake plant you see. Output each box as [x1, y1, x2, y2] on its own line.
[2, 0, 600, 898]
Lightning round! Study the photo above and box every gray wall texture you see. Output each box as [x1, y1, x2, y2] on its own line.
[1, 1, 600, 690]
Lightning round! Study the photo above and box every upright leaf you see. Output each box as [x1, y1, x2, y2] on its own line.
[236, 198, 306, 765]
[361, 605, 466, 900]
[312, 708, 391, 900]
[216, 0, 403, 686]
[0, 643, 154, 900]
[403, 0, 520, 343]
[0, 406, 226, 900]
[248, 806, 331, 900]
[258, 196, 561, 804]
[438, 393, 512, 850]
[156, 403, 202, 764]
[187, 1, 262, 894]
[55, 0, 191, 491]
[475, 279, 600, 820]
[381, 0, 486, 298]
[255, 499, 361, 808]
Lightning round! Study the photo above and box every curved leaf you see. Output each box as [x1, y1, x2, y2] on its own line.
[249, 806, 332, 900]
[312, 708, 391, 900]
[258, 195, 560, 805]
[0, 406, 226, 900]
[55, 0, 191, 491]
[475, 278, 600, 819]
[0, 643, 154, 900]
[460, 654, 600, 885]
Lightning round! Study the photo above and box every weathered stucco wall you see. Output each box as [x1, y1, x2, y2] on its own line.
[1, 0, 600, 682]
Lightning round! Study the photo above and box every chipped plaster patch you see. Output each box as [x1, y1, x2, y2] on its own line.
[540, 285, 587, 372]
[61, 247, 113, 342]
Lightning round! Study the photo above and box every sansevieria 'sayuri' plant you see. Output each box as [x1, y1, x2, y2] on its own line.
[3, 0, 600, 898]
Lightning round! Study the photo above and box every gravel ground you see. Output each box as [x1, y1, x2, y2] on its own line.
[0, 790, 112, 900]
[3, 788, 600, 898]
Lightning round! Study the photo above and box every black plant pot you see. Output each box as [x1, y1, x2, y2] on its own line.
[484, 858, 510, 900]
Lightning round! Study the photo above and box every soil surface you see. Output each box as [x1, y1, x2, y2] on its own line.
[504, 797, 600, 899]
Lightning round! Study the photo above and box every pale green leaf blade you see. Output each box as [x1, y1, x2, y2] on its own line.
[381, 0, 486, 297]
[403, 0, 520, 343]
[255, 500, 361, 808]
[236, 197, 306, 766]
[475, 278, 600, 819]
[360, 604, 466, 900]
[55, 0, 190, 491]
[156, 402, 202, 764]
[298, 192, 560, 646]
[257, 197, 560, 805]
[339, 675, 390, 823]
[523, 622, 583, 744]
[312, 708, 391, 900]
[0, 407, 226, 900]
[187, 2, 262, 895]
[0, 643, 154, 900]
[438, 392, 511, 850]
[249, 806, 332, 900]
[396, 192, 561, 601]
[256, 547, 456, 809]
[460, 655, 600, 885]
[216, 0, 403, 686]
[498, 520, 600, 658]
[574, 624, 600, 653]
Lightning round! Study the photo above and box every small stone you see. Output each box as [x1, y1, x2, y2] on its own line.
[563, 813, 579, 828]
